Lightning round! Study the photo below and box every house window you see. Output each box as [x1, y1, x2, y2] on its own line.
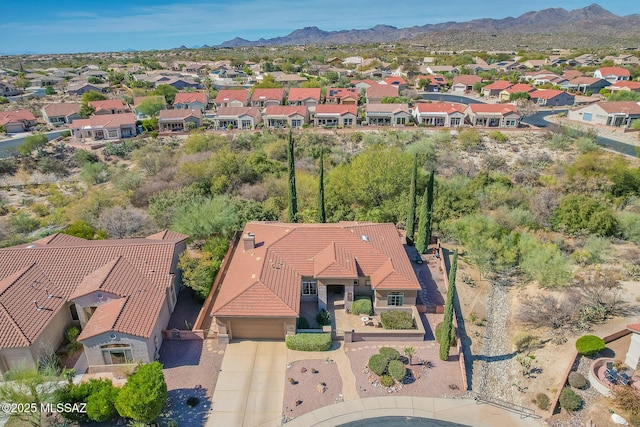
[291, 119, 302, 128]
[353, 280, 359, 286]
[396, 117, 406, 125]
[69, 304, 79, 321]
[450, 117, 461, 126]
[107, 129, 118, 138]
[302, 279, 317, 296]
[101, 344, 133, 365]
[344, 118, 353, 126]
[387, 292, 404, 306]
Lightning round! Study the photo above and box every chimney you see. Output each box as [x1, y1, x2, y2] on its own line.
[243, 232, 255, 252]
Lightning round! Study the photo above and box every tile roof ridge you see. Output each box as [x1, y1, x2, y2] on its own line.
[111, 295, 130, 331]
[0, 301, 31, 345]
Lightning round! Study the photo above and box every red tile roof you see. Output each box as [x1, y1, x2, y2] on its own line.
[0, 110, 36, 126]
[88, 99, 125, 112]
[326, 87, 358, 101]
[0, 231, 186, 347]
[452, 75, 482, 86]
[264, 105, 308, 117]
[610, 81, 640, 90]
[503, 84, 535, 94]
[366, 84, 400, 99]
[214, 89, 249, 104]
[314, 104, 357, 116]
[467, 104, 519, 115]
[287, 88, 321, 102]
[596, 101, 640, 114]
[414, 102, 465, 115]
[214, 107, 262, 119]
[42, 103, 81, 118]
[174, 91, 207, 105]
[529, 89, 571, 100]
[482, 80, 513, 90]
[383, 76, 407, 85]
[251, 88, 285, 102]
[158, 109, 202, 120]
[365, 103, 410, 114]
[70, 113, 136, 129]
[597, 67, 631, 77]
[212, 222, 420, 318]
[570, 77, 605, 85]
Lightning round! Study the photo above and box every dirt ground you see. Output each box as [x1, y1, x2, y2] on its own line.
[282, 359, 342, 419]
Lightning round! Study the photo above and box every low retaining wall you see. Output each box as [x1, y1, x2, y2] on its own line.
[162, 329, 204, 340]
[345, 306, 426, 342]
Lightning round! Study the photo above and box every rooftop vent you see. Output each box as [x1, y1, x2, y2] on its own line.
[34, 300, 42, 311]
[26, 245, 36, 249]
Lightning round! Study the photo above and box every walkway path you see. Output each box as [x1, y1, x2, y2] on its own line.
[287, 342, 359, 401]
[283, 396, 542, 427]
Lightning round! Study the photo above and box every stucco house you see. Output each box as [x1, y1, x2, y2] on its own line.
[413, 102, 465, 127]
[326, 87, 359, 105]
[0, 231, 187, 377]
[608, 81, 640, 94]
[210, 222, 421, 340]
[314, 104, 357, 128]
[365, 84, 399, 104]
[464, 104, 521, 128]
[213, 89, 250, 108]
[212, 107, 262, 130]
[69, 113, 137, 142]
[0, 110, 37, 133]
[263, 106, 309, 129]
[287, 88, 321, 108]
[481, 81, 513, 98]
[158, 109, 202, 132]
[88, 99, 128, 115]
[173, 92, 208, 113]
[41, 103, 81, 126]
[568, 101, 640, 128]
[365, 104, 411, 126]
[251, 88, 285, 108]
[451, 75, 482, 93]
[562, 77, 611, 94]
[529, 89, 575, 107]
[594, 67, 631, 84]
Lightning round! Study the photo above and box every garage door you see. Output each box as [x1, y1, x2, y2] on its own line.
[230, 319, 285, 340]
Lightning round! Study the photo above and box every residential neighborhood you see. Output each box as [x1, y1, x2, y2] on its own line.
[1, 4, 640, 427]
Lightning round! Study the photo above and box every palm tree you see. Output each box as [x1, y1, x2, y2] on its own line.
[404, 346, 416, 366]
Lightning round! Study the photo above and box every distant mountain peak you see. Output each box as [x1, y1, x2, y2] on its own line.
[218, 4, 635, 48]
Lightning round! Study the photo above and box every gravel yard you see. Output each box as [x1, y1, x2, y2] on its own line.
[345, 341, 465, 398]
[282, 359, 343, 420]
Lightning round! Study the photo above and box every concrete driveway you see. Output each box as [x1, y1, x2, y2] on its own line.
[206, 340, 287, 427]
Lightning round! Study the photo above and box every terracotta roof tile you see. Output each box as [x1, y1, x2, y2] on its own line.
[314, 104, 357, 116]
[264, 106, 308, 117]
[597, 67, 631, 77]
[88, 99, 125, 112]
[214, 106, 261, 119]
[42, 103, 81, 118]
[414, 102, 465, 115]
[287, 88, 321, 102]
[214, 89, 249, 104]
[366, 84, 399, 99]
[251, 88, 285, 102]
[174, 91, 207, 105]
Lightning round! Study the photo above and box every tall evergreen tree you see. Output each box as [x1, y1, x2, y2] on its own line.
[287, 129, 298, 222]
[406, 154, 418, 245]
[440, 250, 458, 361]
[416, 172, 431, 253]
[317, 149, 326, 223]
[425, 170, 435, 247]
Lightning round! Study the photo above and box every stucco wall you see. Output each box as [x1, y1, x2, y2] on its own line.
[374, 290, 417, 308]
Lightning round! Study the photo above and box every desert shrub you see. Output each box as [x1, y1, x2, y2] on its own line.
[488, 130, 508, 142]
[379, 375, 395, 387]
[285, 333, 332, 352]
[9, 213, 40, 233]
[575, 136, 599, 153]
[571, 236, 610, 265]
[618, 212, 640, 245]
[435, 321, 457, 346]
[65, 326, 81, 351]
[553, 194, 618, 237]
[379, 347, 401, 361]
[611, 385, 640, 419]
[457, 128, 482, 150]
[512, 332, 541, 353]
[559, 387, 583, 411]
[533, 393, 550, 411]
[316, 309, 331, 326]
[74, 149, 99, 166]
[388, 360, 407, 381]
[368, 354, 389, 376]
[380, 310, 414, 330]
[351, 296, 373, 316]
[296, 317, 310, 329]
[575, 335, 605, 356]
[568, 372, 588, 389]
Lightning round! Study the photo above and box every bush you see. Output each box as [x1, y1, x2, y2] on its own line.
[533, 393, 550, 411]
[380, 310, 414, 330]
[559, 387, 583, 411]
[65, 326, 81, 351]
[351, 297, 373, 316]
[435, 321, 457, 346]
[488, 130, 508, 143]
[611, 385, 640, 418]
[285, 333, 332, 352]
[296, 317, 310, 329]
[379, 347, 401, 361]
[115, 362, 167, 423]
[575, 335, 605, 356]
[379, 375, 395, 387]
[568, 372, 588, 389]
[388, 360, 407, 381]
[316, 309, 331, 326]
[512, 332, 541, 353]
[368, 354, 388, 376]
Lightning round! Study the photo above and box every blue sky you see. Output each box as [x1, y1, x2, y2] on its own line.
[0, 1, 637, 54]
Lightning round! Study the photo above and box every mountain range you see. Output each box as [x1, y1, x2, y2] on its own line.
[219, 4, 640, 48]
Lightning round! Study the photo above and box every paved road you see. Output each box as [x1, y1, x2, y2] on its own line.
[0, 130, 67, 158]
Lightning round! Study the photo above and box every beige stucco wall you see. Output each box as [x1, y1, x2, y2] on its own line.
[374, 290, 417, 309]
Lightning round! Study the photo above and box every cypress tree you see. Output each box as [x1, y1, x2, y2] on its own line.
[406, 154, 418, 245]
[440, 250, 458, 362]
[416, 174, 430, 253]
[317, 149, 326, 223]
[425, 170, 435, 248]
[287, 129, 298, 223]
